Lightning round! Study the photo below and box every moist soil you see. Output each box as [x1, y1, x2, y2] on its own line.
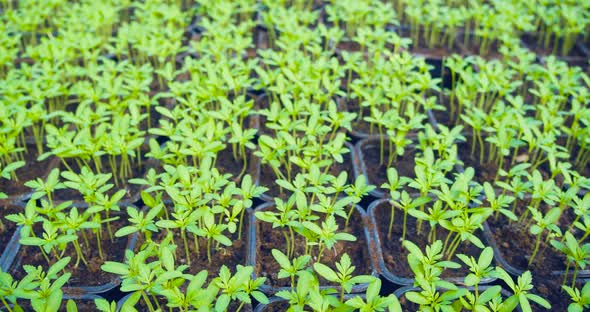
[334, 40, 362, 53]
[398, 294, 421, 312]
[258, 301, 290, 312]
[0, 205, 21, 253]
[341, 98, 377, 137]
[134, 216, 249, 280]
[373, 201, 487, 279]
[0, 146, 57, 198]
[53, 154, 151, 203]
[487, 201, 582, 311]
[535, 279, 584, 312]
[10, 218, 129, 288]
[487, 203, 572, 273]
[255, 209, 372, 289]
[430, 94, 455, 127]
[258, 150, 353, 200]
[360, 141, 417, 196]
[214, 148, 257, 182]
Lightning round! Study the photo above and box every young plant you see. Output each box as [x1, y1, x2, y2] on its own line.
[562, 281, 590, 312]
[313, 253, 373, 300]
[551, 232, 590, 287]
[495, 268, 551, 312]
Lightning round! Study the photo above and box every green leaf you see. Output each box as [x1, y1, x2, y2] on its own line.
[66, 299, 78, 312]
[313, 263, 338, 282]
[271, 249, 291, 270]
[526, 294, 551, 309]
[479, 286, 501, 304]
[405, 291, 429, 305]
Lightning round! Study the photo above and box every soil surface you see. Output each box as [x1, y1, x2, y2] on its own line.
[0, 146, 57, 198]
[258, 301, 290, 312]
[487, 200, 584, 311]
[360, 141, 418, 196]
[255, 208, 372, 289]
[342, 98, 378, 137]
[0, 205, 21, 253]
[373, 201, 488, 280]
[430, 94, 455, 127]
[535, 279, 584, 312]
[487, 203, 571, 273]
[11, 218, 129, 288]
[214, 147, 257, 182]
[398, 294, 421, 312]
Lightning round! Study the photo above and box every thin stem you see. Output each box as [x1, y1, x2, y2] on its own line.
[141, 291, 156, 312]
[387, 204, 396, 240]
[401, 211, 408, 242]
[181, 229, 191, 266]
[1, 297, 13, 312]
[96, 230, 104, 260]
[207, 237, 212, 264]
[528, 232, 542, 266]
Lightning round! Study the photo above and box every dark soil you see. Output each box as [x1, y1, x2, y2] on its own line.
[0, 205, 21, 253]
[0, 146, 57, 198]
[486, 201, 582, 311]
[373, 201, 488, 280]
[486, 202, 571, 273]
[135, 214, 249, 280]
[335, 40, 361, 53]
[360, 140, 418, 196]
[535, 279, 583, 312]
[430, 94, 455, 127]
[341, 98, 377, 137]
[214, 147, 257, 182]
[398, 294, 420, 312]
[258, 150, 353, 200]
[53, 152, 152, 204]
[10, 218, 130, 288]
[255, 208, 372, 289]
[138, 100, 167, 132]
[258, 301, 290, 312]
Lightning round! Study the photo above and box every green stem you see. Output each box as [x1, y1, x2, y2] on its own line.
[207, 237, 212, 264]
[401, 211, 408, 242]
[181, 229, 191, 266]
[141, 291, 156, 312]
[1, 297, 13, 312]
[388, 204, 395, 240]
[528, 232, 542, 266]
[96, 230, 104, 260]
